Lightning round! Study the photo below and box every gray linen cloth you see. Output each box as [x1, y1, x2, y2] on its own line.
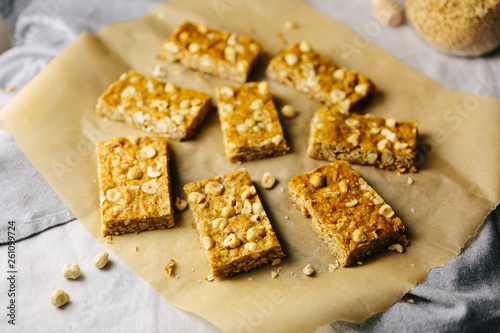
[0, 0, 159, 243]
[0, 0, 499, 331]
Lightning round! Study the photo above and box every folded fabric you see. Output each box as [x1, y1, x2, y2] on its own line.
[0, 0, 160, 243]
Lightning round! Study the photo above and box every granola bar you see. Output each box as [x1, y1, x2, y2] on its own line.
[96, 70, 212, 141]
[215, 81, 290, 163]
[161, 21, 262, 83]
[288, 160, 409, 267]
[266, 41, 376, 111]
[184, 169, 285, 278]
[97, 136, 174, 237]
[307, 107, 418, 173]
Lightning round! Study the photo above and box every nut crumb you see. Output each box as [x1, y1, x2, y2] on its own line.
[50, 289, 70, 308]
[164, 259, 176, 276]
[175, 197, 188, 211]
[93, 251, 109, 269]
[407, 177, 414, 185]
[271, 270, 279, 279]
[302, 264, 314, 276]
[284, 21, 297, 30]
[372, 0, 403, 27]
[272, 258, 282, 266]
[205, 274, 214, 282]
[281, 104, 297, 118]
[262, 171, 276, 189]
[152, 63, 167, 78]
[5, 85, 15, 92]
[284, 215, 289, 220]
[135, 246, 138, 252]
[175, 275, 181, 279]
[357, 261, 363, 265]
[407, 299, 415, 304]
[411, 208, 416, 213]
[388, 243, 405, 253]
[276, 31, 287, 44]
[346, 199, 358, 207]
[328, 262, 339, 272]
[62, 264, 81, 279]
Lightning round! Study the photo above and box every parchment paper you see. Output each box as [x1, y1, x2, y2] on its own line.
[1, 0, 500, 332]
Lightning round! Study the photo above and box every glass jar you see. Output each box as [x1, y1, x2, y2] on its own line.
[405, 0, 500, 57]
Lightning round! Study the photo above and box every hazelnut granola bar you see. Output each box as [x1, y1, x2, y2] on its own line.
[215, 81, 290, 163]
[308, 107, 418, 173]
[288, 160, 409, 266]
[97, 136, 174, 237]
[96, 70, 212, 141]
[266, 41, 376, 111]
[184, 169, 285, 278]
[161, 21, 262, 83]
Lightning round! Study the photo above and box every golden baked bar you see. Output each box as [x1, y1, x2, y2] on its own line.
[97, 136, 174, 237]
[307, 107, 418, 173]
[161, 21, 262, 83]
[215, 81, 290, 163]
[184, 169, 285, 278]
[289, 161, 409, 267]
[96, 70, 212, 141]
[266, 41, 376, 111]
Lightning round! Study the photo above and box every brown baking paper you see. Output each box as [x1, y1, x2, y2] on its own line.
[1, 0, 500, 331]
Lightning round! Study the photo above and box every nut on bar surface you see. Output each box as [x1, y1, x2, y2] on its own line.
[215, 81, 290, 163]
[96, 70, 212, 141]
[161, 21, 262, 83]
[266, 41, 376, 111]
[307, 107, 418, 173]
[288, 160, 409, 267]
[184, 169, 285, 278]
[97, 136, 174, 237]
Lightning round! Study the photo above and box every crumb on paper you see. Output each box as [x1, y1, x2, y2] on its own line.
[205, 274, 214, 282]
[408, 177, 414, 185]
[388, 243, 405, 253]
[302, 264, 314, 276]
[134, 246, 138, 252]
[271, 267, 281, 279]
[163, 259, 175, 276]
[105, 236, 113, 244]
[276, 31, 287, 45]
[357, 261, 363, 265]
[284, 215, 289, 220]
[328, 262, 339, 272]
[411, 208, 416, 213]
[152, 63, 167, 78]
[272, 258, 281, 266]
[175, 275, 181, 279]
[5, 85, 15, 92]
[249, 27, 256, 34]
[284, 21, 297, 30]
[175, 197, 188, 211]
[407, 298, 415, 304]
